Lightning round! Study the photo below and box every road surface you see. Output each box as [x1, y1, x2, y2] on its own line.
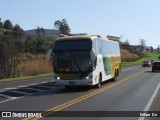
[0, 65, 160, 120]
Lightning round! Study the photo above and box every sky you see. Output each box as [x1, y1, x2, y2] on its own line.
[0, 0, 160, 48]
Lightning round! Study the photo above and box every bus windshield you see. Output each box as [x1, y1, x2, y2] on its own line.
[54, 40, 92, 51]
[54, 51, 92, 73]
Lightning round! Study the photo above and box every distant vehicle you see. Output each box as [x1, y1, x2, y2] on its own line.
[152, 61, 160, 72]
[53, 35, 121, 88]
[150, 60, 154, 63]
[142, 60, 152, 67]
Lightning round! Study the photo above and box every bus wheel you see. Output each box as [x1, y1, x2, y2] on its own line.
[95, 74, 102, 88]
[112, 70, 117, 82]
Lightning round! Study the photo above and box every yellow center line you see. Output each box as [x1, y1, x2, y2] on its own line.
[23, 70, 145, 120]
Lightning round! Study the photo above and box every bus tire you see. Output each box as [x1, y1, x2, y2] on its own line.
[95, 73, 102, 88]
[117, 69, 119, 76]
[112, 70, 117, 82]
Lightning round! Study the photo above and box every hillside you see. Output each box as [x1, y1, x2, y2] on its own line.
[121, 49, 139, 62]
[121, 49, 160, 66]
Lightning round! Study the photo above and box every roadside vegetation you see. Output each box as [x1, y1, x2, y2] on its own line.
[19, 54, 53, 76]
[0, 18, 70, 82]
[1, 50, 159, 83]
[1, 18, 160, 82]
[121, 49, 139, 62]
[121, 50, 160, 66]
[0, 53, 53, 82]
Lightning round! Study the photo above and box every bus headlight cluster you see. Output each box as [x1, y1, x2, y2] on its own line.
[85, 77, 90, 79]
[83, 73, 93, 79]
[54, 75, 60, 80]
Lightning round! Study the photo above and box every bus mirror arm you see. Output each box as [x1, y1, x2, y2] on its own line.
[91, 48, 97, 70]
[52, 48, 55, 52]
[92, 58, 97, 70]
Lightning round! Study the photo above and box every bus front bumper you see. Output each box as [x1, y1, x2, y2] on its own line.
[54, 79, 94, 86]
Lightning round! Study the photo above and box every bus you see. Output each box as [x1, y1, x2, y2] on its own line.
[53, 35, 121, 88]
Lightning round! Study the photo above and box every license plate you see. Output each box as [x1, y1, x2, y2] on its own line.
[69, 81, 75, 84]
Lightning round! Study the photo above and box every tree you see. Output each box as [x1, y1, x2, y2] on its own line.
[35, 37, 46, 53]
[54, 20, 61, 29]
[125, 39, 130, 45]
[36, 26, 45, 36]
[25, 27, 47, 53]
[4, 20, 13, 31]
[14, 24, 21, 31]
[13, 24, 24, 39]
[0, 36, 24, 78]
[25, 36, 34, 53]
[40, 27, 45, 36]
[139, 39, 146, 51]
[54, 19, 71, 34]
[0, 18, 3, 33]
[36, 26, 41, 36]
[0, 19, 25, 79]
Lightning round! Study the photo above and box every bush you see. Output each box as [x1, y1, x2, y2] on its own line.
[20, 54, 53, 76]
[121, 49, 139, 62]
[0, 36, 24, 79]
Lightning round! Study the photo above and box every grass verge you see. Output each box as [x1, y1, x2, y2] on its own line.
[122, 52, 160, 66]
[0, 73, 53, 83]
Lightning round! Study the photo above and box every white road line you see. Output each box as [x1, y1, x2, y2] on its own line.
[25, 88, 44, 92]
[38, 85, 52, 89]
[0, 93, 13, 98]
[0, 87, 17, 92]
[138, 81, 160, 120]
[0, 97, 17, 104]
[18, 85, 28, 88]
[40, 81, 50, 84]
[0, 81, 55, 91]
[0, 82, 56, 104]
[28, 83, 37, 86]
[11, 90, 31, 95]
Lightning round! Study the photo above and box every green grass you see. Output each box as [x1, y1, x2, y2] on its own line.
[122, 52, 160, 66]
[0, 73, 53, 83]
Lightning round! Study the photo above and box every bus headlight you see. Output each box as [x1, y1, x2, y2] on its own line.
[54, 75, 60, 80]
[85, 77, 90, 79]
[83, 73, 93, 79]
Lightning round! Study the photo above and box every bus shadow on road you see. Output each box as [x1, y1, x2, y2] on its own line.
[31, 80, 113, 96]
[59, 79, 113, 93]
[62, 86, 92, 93]
[30, 86, 92, 96]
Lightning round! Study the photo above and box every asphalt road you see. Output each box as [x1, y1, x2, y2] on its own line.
[0, 65, 160, 120]
[0, 76, 54, 91]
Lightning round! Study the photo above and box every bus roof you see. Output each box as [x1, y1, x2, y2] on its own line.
[57, 35, 119, 44]
[57, 35, 93, 41]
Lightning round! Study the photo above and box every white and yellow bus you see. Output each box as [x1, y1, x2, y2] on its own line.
[53, 35, 121, 88]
